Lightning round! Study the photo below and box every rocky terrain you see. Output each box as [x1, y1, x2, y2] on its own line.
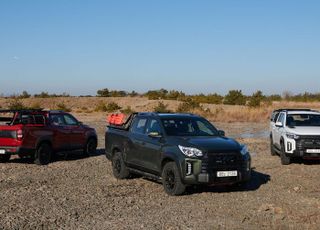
[0, 116, 319, 229]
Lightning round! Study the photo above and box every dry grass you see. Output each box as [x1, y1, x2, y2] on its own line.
[1, 97, 320, 122]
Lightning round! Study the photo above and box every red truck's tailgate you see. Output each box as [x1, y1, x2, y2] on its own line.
[0, 125, 22, 147]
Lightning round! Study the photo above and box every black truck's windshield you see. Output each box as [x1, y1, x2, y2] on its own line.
[161, 117, 218, 136]
[287, 114, 320, 127]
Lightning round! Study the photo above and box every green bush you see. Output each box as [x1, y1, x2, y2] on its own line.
[177, 99, 201, 113]
[34, 92, 50, 98]
[248, 90, 265, 107]
[106, 102, 121, 112]
[18, 91, 31, 99]
[97, 88, 128, 97]
[153, 102, 171, 113]
[223, 90, 246, 105]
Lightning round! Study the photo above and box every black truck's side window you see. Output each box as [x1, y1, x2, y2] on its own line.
[145, 119, 161, 134]
[131, 117, 147, 134]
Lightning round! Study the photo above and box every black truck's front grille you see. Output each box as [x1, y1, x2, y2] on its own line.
[201, 152, 242, 172]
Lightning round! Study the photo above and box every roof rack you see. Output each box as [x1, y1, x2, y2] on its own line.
[0, 109, 44, 113]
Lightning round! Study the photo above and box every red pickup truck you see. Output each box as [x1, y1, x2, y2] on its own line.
[0, 109, 97, 165]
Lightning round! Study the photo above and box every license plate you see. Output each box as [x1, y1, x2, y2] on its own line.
[0, 149, 5, 154]
[306, 149, 320, 154]
[217, 171, 238, 178]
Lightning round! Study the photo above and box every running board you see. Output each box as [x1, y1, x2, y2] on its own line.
[128, 168, 162, 182]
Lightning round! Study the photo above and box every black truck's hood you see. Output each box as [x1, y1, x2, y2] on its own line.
[171, 136, 242, 152]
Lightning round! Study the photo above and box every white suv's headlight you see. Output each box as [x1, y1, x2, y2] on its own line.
[178, 145, 203, 157]
[286, 133, 300, 140]
[240, 145, 249, 156]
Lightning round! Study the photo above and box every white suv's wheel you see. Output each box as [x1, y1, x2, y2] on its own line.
[270, 136, 276, 156]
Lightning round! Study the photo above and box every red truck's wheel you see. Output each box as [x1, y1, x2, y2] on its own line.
[34, 143, 52, 165]
[83, 138, 97, 156]
[0, 155, 10, 163]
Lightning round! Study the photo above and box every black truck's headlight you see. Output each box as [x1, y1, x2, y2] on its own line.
[178, 145, 203, 157]
[240, 145, 249, 156]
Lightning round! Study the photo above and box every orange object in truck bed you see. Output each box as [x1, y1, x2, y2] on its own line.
[107, 113, 126, 125]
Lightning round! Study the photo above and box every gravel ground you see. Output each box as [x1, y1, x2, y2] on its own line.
[0, 118, 320, 229]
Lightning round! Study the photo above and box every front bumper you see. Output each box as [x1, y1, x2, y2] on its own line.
[0, 146, 35, 155]
[181, 154, 251, 185]
[285, 136, 320, 158]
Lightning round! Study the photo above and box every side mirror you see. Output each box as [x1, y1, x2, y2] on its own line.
[78, 121, 83, 126]
[218, 130, 225, 136]
[148, 132, 162, 138]
[275, 121, 283, 127]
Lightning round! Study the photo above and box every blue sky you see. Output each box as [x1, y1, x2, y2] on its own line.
[1, 0, 320, 96]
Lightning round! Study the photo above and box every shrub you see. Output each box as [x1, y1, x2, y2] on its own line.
[94, 101, 107, 112]
[154, 102, 171, 113]
[177, 99, 201, 113]
[18, 91, 31, 99]
[56, 103, 71, 112]
[121, 106, 135, 114]
[223, 90, 246, 105]
[97, 88, 128, 97]
[248, 90, 265, 107]
[129, 91, 138, 97]
[106, 102, 121, 112]
[34, 92, 50, 98]
[8, 99, 26, 110]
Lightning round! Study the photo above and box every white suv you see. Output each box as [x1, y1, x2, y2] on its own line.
[270, 109, 320, 165]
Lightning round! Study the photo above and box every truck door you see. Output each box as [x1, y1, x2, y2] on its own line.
[141, 118, 163, 174]
[273, 112, 285, 149]
[62, 113, 85, 149]
[126, 117, 148, 168]
[49, 114, 71, 150]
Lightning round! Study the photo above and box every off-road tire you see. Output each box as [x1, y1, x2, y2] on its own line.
[83, 138, 97, 156]
[0, 154, 10, 163]
[112, 152, 130, 179]
[162, 162, 186, 196]
[34, 143, 52, 165]
[280, 142, 291, 165]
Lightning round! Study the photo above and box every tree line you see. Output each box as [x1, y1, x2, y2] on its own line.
[96, 88, 320, 107]
[3, 89, 320, 108]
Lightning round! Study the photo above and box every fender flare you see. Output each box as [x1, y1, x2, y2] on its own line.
[35, 136, 53, 149]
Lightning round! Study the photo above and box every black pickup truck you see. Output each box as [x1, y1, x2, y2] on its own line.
[105, 113, 251, 195]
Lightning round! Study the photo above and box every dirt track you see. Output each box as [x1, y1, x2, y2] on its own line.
[1, 117, 320, 229]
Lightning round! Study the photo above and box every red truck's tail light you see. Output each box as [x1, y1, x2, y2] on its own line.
[16, 129, 24, 140]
